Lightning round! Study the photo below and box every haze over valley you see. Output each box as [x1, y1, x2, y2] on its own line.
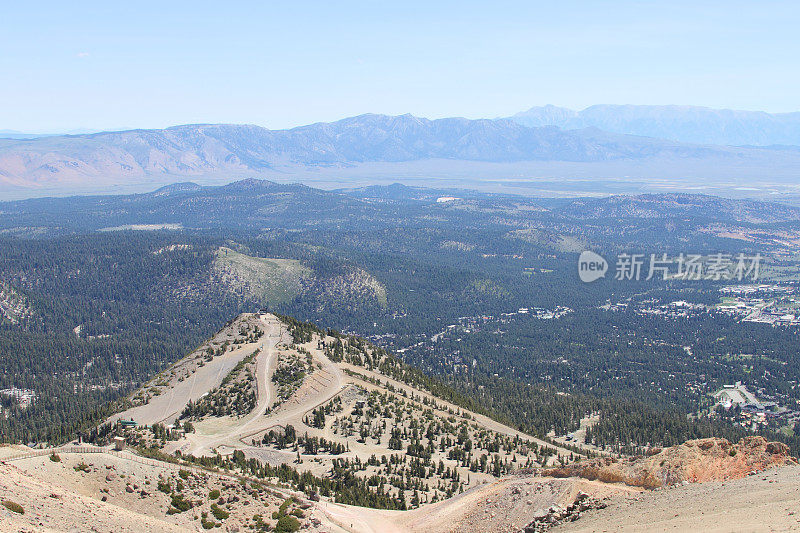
[4, 105, 800, 202]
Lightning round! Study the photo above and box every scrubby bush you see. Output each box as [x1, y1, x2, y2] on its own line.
[169, 493, 193, 513]
[275, 515, 300, 532]
[2, 500, 24, 514]
[210, 504, 229, 520]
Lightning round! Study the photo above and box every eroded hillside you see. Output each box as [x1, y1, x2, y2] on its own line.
[543, 436, 795, 488]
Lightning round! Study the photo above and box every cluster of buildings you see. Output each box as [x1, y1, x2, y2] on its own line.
[0, 283, 32, 324]
[713, 382, 768, 410]
[0, 387, 36, 410]
[720, 284, 794, 296]
[601, 299, 708, 319]
[712, 381, 799, 431]
[501, 306, 572, 320]
[600, 284, 800, 327]
[716, 284, 800, 326]
[636, 300, 708, 319]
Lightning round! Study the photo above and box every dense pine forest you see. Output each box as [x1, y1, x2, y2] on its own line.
[0, 233, 249, 442]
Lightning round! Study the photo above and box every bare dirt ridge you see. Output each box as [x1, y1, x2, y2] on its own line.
[119, 313, 571, 495]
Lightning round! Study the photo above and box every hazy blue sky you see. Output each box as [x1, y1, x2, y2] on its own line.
[2, 1, 799, 131]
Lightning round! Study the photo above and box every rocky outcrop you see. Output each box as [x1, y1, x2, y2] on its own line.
[519, 492, 607, 533]
[542, 436, 795, 489]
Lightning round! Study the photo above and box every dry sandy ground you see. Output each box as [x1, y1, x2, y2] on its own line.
[1, 450, 299, 532]
[240, 340, 343, 441]
[309, 475, 639, 533]
[3, 448, 798, 533]
[178, 315, 289, 455]
[173, 319, 342, 458]
[113, 317, 591, 509]
[312, 466, 800, 533]
[395, 476, 635, 533]
[557, 464, 800, 533]
[0, 458, 185, 532]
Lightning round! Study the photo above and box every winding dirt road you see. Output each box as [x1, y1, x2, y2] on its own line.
[183, 315, 345, 456]
[183, 315, 284, 455]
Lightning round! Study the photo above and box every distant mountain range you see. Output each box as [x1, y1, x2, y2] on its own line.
[509, 104, 800, 146]
[3, 110, 800, 196]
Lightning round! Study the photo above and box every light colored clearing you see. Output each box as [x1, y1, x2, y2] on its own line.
[551, 414, 608, 455]
[507, 228, 587, 253]
[112, 342, 256, 426]
[180, 318, 292, 455]
[174, 320, 344, 457]
[152, 244, 192, 255]
[99, 223, 183, 231]
[0, 280, 32, 324]
[213, 247, 312, 304]
[440, 240, 476, 251]
[701, 225, 800, 247]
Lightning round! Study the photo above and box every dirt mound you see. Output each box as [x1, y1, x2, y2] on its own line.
[543, 436, 795, 489]
[557, 464, 800, 533]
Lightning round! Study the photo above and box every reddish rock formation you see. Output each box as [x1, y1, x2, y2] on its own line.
[542, 436, 795, 489]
